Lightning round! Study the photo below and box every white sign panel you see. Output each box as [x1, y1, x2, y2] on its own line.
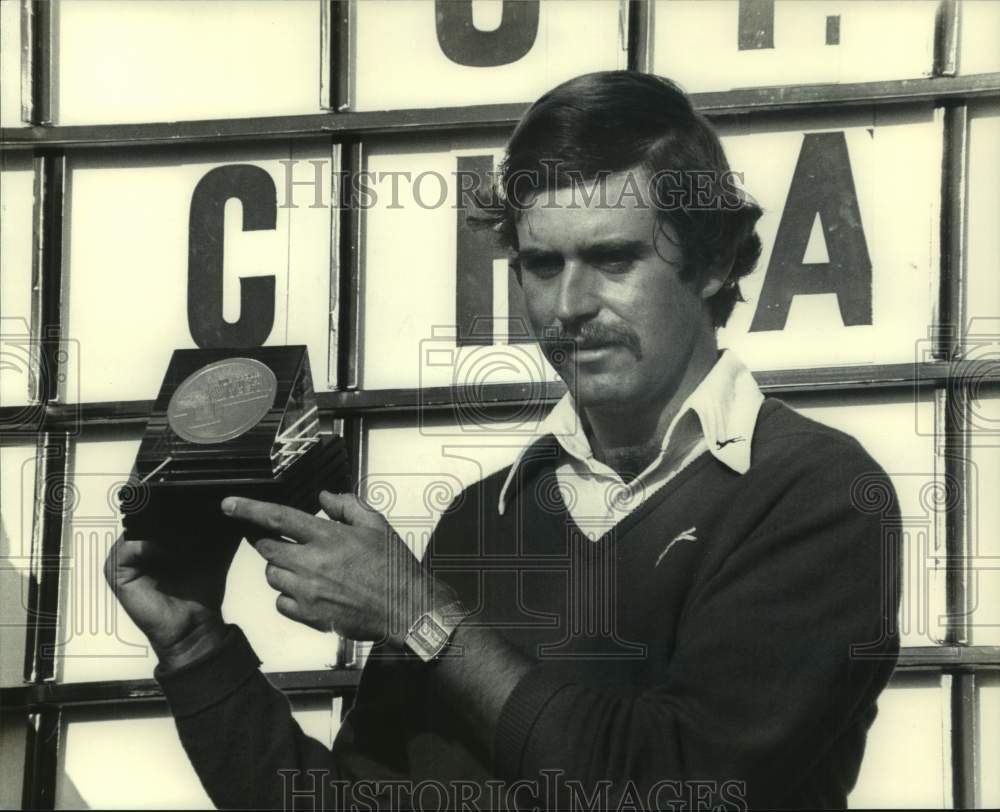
[63, 141, 335, 404]
[0, 0, 22, 127]
[795, 391, 946, 648]
[56, 701, 337, 809]
[959, 0, 1000, 75]
[353, 0, 626, 111]
[982, 679, 1000, 807]
[57, 431, 339, 683]
[0, 154, 35, 409]
[850, 676, 950, 808]
[54, 0, 322, 125]
[654, 0, 937, 93]
[719, 106, 941, 369]
[361, 133, 561, 392]
[967, 101, 1000, 331]
[362, 415, 528, 558]
[0, 443, 36, 688]
[969, 395, 1000, 646]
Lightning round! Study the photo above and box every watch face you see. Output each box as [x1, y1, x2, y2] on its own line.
[406, 603, 466, 661]
[413, 616, 449, 651]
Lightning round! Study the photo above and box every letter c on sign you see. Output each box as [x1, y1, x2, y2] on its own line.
[188, 165, 277, 348]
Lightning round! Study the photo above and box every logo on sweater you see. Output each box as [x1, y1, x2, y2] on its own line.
[655, 526, 698, 567]
[715, 436, 745, 450]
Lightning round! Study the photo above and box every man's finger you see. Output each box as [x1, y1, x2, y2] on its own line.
[319, 491, 386, 531]
[106, 535, 175, 576]
[106, 535, 138, 569]
[274, 594, 326, 632]
[264, 562, 297, 595]
[275, 593, 305, 623]
[251, 537, 306, 571]
[222, 497, 328, 544]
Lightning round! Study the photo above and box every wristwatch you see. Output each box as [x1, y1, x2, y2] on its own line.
[403, 600, 468, 662]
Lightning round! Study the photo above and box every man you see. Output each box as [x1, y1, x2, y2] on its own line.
[107, 71, 900, 810]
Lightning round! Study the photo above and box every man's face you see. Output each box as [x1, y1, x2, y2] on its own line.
[515, 170, 712, 412]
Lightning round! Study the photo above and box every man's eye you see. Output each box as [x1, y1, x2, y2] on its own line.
[595, 256, 634, 272]
[522, 259, 562, 277]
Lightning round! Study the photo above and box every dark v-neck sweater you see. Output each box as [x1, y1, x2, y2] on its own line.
[158, 398, 901, 810]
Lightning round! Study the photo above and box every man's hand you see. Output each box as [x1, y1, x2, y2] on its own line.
[104, 530, 242, 671]
[223, 491, 450, 647]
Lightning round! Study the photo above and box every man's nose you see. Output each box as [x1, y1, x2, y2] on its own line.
[555, 262, 600, 328]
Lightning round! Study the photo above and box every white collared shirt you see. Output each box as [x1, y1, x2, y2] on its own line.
[497, 349, 765, 539]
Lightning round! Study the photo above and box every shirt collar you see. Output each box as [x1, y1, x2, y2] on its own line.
[497, 349, 764, 515]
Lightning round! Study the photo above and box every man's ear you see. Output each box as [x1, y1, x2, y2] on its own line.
[699, 260, 733, 299]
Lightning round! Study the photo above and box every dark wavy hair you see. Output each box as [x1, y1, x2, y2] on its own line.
[472, 71, 763, 328]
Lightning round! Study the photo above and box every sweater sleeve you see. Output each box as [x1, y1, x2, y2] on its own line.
[156, 625, 347, 809]
[491, 436, 901, 808]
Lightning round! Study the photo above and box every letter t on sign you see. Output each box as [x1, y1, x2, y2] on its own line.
[739, 0, 774, 50]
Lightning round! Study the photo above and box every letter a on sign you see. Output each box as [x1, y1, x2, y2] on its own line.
[750, 132, 873, 332]
[435, 0, 539, 67]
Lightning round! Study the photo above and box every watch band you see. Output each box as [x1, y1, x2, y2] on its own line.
[403, 600, 468, 662]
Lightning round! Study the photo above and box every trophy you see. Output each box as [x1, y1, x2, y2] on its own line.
[119, 346, 350, 543]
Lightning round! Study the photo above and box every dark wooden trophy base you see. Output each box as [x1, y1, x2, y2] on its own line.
[119, 346, 350, 543]
[120, 434, 350, 543]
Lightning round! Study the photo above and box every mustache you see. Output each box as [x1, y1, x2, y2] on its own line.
[540, 322, 643, 363]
